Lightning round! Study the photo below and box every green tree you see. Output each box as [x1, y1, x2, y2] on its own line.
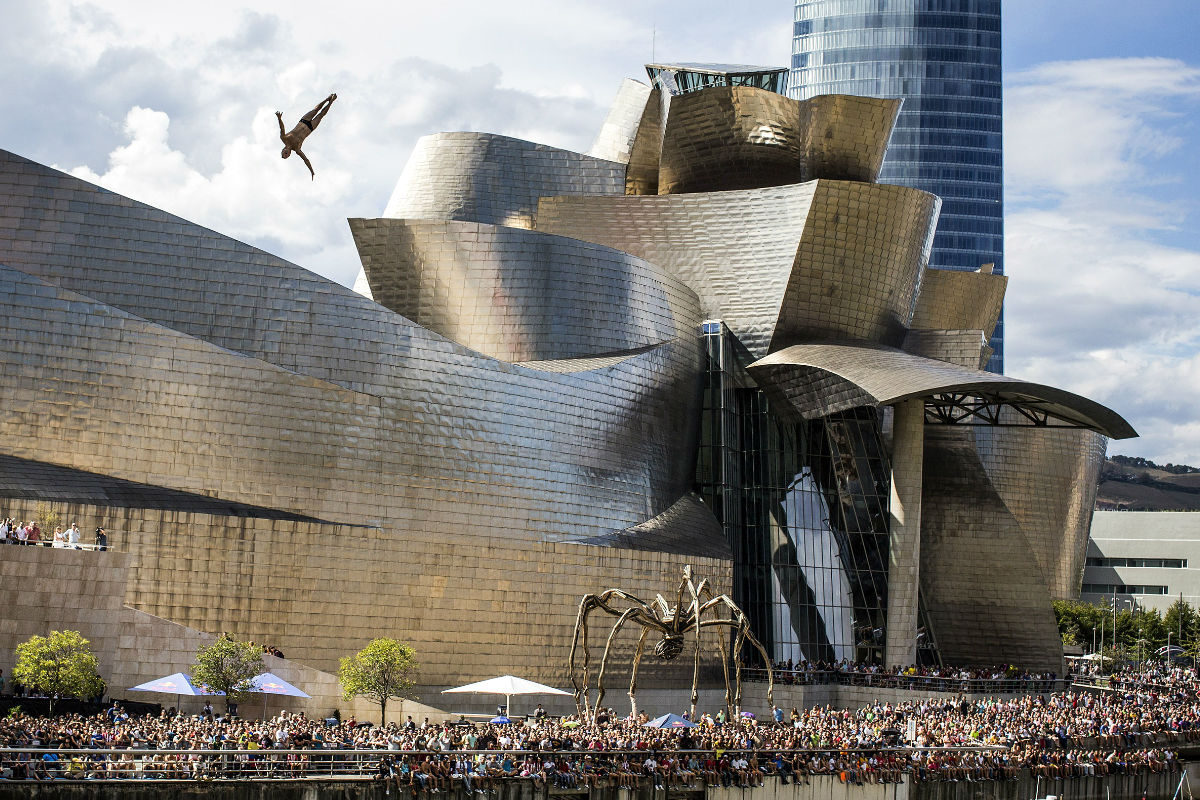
[13, 630, 105, 713]
[339, 638, 418, 721]
[192, 634, 262, 713]
[1164, 598, 1198, 653]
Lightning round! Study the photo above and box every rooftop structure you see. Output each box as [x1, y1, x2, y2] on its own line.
[646, 62, 790, 95]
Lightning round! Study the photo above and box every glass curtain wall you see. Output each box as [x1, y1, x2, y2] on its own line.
[789, 0, 1004, 372]
[698, 322, 897, 666]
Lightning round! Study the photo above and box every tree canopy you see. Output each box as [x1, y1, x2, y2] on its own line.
[13, 630, 105, 712]
[1055, 596, 1198, 663]
[339, 638, 418, 721]
[192, 634, 263, 712]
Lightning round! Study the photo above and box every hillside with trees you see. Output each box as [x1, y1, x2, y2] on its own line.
[1097, 455, 1200, 511]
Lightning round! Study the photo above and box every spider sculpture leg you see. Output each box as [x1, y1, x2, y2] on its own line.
[595, 607, 641, 716]
[568, 594, 598, 717]
[569, 590, 661, 720]
[626, 625, 651, 719]
[700, 595, 775, 714]
[686, 575, 705, 720]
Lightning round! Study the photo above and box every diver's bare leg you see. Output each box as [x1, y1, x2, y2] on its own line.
[307, 95, 337, 129]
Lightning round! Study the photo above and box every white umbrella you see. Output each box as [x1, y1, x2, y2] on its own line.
[441, 675, 570, 716]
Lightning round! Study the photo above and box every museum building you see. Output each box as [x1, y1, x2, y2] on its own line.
[0, 62, 1133, 710]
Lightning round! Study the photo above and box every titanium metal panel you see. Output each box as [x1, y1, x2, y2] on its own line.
[570, 493, 731, 559]
[0, 261, 728, 687]
[656, 90, 901, 195]
[798, 94, 901, 183]
[657, 87, 807, 195]
[909, 268, 1007, 335]
[773, 181, 938, 350]
[901, 329, 988, 370]
[382, 132, 626, 229]
[971, 423, 1107, 601]
[588, 78, 653, 165]
[348, 218, 698, 363]
[625, 87, 665, 195]
[920, 427, 1064, 672]
[537, 180, 939, 357]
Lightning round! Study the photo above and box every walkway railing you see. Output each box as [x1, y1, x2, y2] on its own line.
[741, 668, 1069, 694]
[0, 746, 1003, 783]
[2, 540, 109, 552]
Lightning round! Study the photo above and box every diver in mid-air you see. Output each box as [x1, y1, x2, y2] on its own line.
[277, 93, 337, 179]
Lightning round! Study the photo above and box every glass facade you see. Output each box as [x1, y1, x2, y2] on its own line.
[789, 0, 1004, 373]
[698, 322, 940, 666]
[647, 64, 790, 96]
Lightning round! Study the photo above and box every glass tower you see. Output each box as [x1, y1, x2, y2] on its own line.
[789, 0, 1004, 372]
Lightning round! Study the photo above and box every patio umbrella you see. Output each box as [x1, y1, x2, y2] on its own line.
[490, 716, 513, 724]
[441, 675, 571, 717]
[248, 672, 310, 719]
[644, 713, 698, 729]
[128, 672, 222, 696]
[249, 673, 311, 697]
[128, 672, 223, 713]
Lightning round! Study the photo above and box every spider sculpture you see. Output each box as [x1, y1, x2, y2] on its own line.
[568, 566, 774, 721]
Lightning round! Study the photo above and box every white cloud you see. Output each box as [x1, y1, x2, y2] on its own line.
[1004, 57, 1200, 463]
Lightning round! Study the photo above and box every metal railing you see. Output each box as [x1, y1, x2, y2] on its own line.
[0, 746, 1006, 783]
[741, 669, 1068, 695]
[2, 540, 110, 552]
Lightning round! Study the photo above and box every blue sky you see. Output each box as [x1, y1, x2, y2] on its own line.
[1, 0, 1198, 463]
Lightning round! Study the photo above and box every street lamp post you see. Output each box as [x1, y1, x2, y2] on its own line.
[1168, 632, 1174, 663]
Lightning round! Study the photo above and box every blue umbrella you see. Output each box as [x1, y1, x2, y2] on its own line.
[128, 672, 223, 714]
[490, 715, 513, 724]
[248, 673, 310, 719]
[249, 673, 310, 697]
[644, 713, 698, 728]
[128, 672, 223, 696]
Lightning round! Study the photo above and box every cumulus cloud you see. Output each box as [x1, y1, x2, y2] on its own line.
[1005, 57, 1200, 463]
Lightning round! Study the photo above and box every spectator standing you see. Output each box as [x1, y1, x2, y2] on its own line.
[95, 527, 108, 551]
[52, 527, 66, 548]
[0, 517, 10, 544]
[67, 523, 82, 550]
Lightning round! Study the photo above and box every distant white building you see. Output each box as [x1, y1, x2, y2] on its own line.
[1081, 511, 1200, 612]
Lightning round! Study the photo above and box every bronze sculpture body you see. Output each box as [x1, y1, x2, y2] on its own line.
[569, 566, 774, 721]
[277, 93, 337, 179]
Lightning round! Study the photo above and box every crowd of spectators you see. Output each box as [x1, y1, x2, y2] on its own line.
[1, 663, 1196, 784]
[0, 518, 106, 550]
[757, 660, 1062, 692]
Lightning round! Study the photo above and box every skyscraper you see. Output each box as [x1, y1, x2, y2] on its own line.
[790, 0, 1004, 372]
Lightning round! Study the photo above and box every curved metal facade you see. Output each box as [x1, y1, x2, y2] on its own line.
[920, 428, 1064, 671]
[537, 180, 939, 357]
[749, 343, 1137, 439]
[383, 131, 626, 228]
[588, 78, 653, 164]
[971, 424, 1108, 601]
[910, 267, 1006, 334]
[348, 218, 697, 364]
[658, 87, 809, 194]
